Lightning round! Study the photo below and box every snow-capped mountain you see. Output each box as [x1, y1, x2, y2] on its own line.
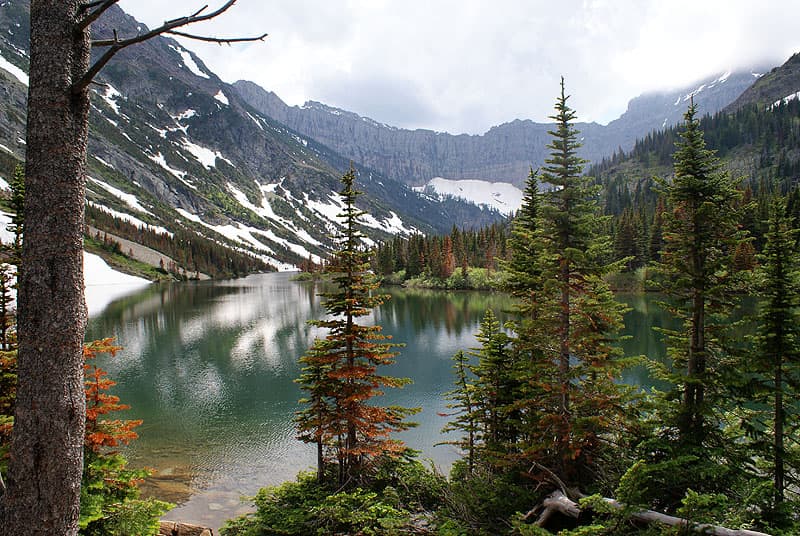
[0, 1, 502, 274]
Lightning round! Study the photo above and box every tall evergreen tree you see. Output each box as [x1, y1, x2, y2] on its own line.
[470, 309, 516, 462]
[296, 165, 417, 486]
[656, 101, 742, 449]
[744, 199, 800, 519]
[502, 168, 541, 307]
[512, 79, 629, 485]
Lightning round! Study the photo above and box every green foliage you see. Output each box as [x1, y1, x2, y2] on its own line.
[310, 488, 407, 535]
[501, 79, 632, 486]
[437, 462, 540, 535]
[641, 102, 748, 514]
[223, 458, 447, 536]
[79, 452, 171, 536]
[373, 223, 510, 287]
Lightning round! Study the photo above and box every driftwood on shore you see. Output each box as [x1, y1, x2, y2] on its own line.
[528, 490, 772, 536]
[158, 520, 214, 536]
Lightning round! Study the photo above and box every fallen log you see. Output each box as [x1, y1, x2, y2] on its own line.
[158, 520, 214, 536]
[527, 490, 771, 536]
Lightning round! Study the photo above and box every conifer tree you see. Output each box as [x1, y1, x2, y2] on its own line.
[656, 101, 742, 449]
[8, 165, 24, 267]
[502, 168, 541, 307]
[512, 79, 629, 484]
[440, 350, 478, 474]
[470, 309, 516, 461]
[296, 164, 417, 486]
[744, 199, 800, 518]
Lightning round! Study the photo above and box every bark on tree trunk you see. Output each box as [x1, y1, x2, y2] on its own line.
[0, 2, 90, 535]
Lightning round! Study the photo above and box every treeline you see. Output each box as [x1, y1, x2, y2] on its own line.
[85, 204, 272, 279]
[592, 98, 800, 181]
[372, 223, 509, 280]
[594, 99, 800, 271]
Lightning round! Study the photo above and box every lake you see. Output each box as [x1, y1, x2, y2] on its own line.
[85, 273, 677, 530]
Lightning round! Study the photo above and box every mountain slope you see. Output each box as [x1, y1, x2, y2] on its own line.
[592, 52, 800, 217]
[0, 1, 502, 274]
[233, 68, 765, 187]
[725, 52, 800, 112]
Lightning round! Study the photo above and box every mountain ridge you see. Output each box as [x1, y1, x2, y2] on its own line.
[233, 67, 767, 187]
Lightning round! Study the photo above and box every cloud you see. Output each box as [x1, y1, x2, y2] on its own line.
[311, 75, 441, 130]
[118, 0, 800, 135]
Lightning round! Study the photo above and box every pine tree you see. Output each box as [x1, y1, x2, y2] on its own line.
[296, 164, 417, 486]
[502, 168, 541, 307]
[744, 199, 800, 520]
[511, 79, 629, 485]
[470, 309, 516, 462]
[440, 351, 479, 474]
[8, 164, 24, 267]
[656, 101, 743, 449]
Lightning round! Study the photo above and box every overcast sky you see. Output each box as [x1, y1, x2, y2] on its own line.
[117, 0, 800, 135]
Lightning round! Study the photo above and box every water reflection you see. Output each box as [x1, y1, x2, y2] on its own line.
[85, 274, 512, 529]
[86, 275, 693, 530]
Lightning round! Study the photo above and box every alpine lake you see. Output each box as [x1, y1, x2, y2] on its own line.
[85, 272, 681, 530]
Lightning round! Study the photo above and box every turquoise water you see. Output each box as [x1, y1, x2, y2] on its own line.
[86, 274, 687, 529]
[86, 273, 515, 528]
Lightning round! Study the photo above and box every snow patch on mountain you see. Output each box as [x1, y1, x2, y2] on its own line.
[169, 44, 210, 79]
[175, 207, 302, 271]
[227, 182, 323, 252]
[0, 50, 28, 85]
[147, 152, 190, 183]
[214, 90, 229, 106]
[771, 91, 800, 109]
[361, 211, 417, 236]
[99, 84, 122, 114]
[181, 139, 234, 169]
[84, 251, 151, 316]
[89, 177, 153, 215]
[0, 212, 150, 315]
[87, 201, 172, 237]
[414, 177, 522, 215]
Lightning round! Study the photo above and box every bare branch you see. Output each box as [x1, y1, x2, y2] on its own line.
[73, 0, 265, 94]
[78, 0, 119, 31]
[79, 1, 107, 11]
[166, 30, 268, 44]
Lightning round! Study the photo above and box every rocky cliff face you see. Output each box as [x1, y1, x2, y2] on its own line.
[235, 68, 765, 187]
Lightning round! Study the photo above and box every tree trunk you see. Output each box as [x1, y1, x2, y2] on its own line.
[530, 491, 772, 536]
[0, 2, 90, 535]
[774, 347, 784, 503]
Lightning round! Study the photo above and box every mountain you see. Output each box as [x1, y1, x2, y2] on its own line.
[592, 51, 800, 221]
[0, 1, 502, 275]
[725, 52, 800, 112]
[233, 68, 765, 187]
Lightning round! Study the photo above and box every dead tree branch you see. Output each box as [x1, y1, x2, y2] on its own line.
[72, 0, 266, 94]
[528, 491, 772, 536]
[78, 0, 119, 31]
[165, 29, 268, 44]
